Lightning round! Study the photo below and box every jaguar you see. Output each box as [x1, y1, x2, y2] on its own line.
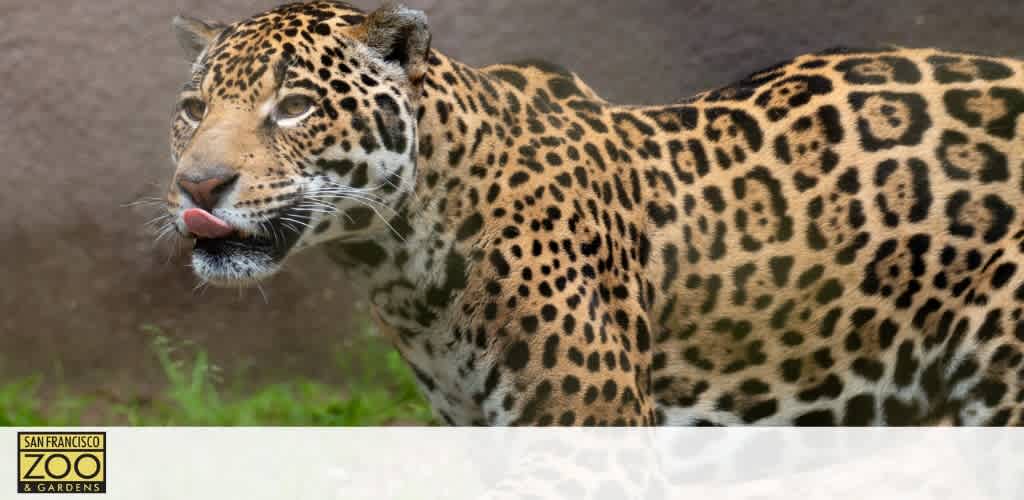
[164, 0, 1024, 426]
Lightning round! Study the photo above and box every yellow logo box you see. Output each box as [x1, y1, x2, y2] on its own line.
[17, 432, 106, 494]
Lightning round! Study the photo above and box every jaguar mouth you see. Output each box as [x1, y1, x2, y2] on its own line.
[191, 221, 296, 261]
[186, 207, 311, 285]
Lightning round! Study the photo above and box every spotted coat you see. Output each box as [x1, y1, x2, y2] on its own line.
[166, 2, 1024, 426]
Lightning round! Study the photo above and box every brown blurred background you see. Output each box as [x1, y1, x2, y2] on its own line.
[2, 0, 1022, 395]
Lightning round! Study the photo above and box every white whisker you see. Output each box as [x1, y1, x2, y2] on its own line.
[144, 213, 173, 227]
[192, 279, 210, 295]
[254, 281, 269, 304]
[345, 197, 405, 242]
[154, 224, 178, 246]
[280, 216, 312, 230]
[123, 197, 167, 208]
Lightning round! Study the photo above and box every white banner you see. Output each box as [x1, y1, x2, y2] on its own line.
[3, 428, 1019, 499]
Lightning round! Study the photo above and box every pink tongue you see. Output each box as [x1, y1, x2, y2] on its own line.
[183, 208, 233, 239]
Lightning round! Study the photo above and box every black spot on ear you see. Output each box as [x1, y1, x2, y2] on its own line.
[383, 35, 410, 66]
[362, 5, 431, 79]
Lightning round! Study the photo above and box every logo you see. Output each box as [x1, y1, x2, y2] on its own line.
[17, 432, 106, 494]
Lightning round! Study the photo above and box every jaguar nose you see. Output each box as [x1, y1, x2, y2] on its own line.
[176, 168, 239, 211]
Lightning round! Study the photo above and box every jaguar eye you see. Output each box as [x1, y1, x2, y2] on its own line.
[276, 95, 316, 120]
[181, 98, 206, 122]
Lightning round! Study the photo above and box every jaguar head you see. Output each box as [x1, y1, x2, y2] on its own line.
[165, 1, 430, 286]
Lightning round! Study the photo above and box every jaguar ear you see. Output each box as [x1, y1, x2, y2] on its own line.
[357, 3, 431, 84]
[172, 15, 226, 61]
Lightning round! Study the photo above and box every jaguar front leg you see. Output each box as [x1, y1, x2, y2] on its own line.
[478, 302, 658, 426]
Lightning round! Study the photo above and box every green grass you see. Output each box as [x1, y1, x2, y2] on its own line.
[0, 377, 91, 426]
[0, 325, 434, 426]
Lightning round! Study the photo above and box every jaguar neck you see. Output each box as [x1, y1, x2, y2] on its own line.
[404, 51, 508, 215]
[323, 51, 518, 284]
